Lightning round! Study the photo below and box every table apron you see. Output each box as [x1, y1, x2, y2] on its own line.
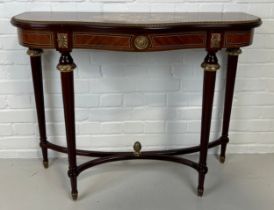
[18, 29, 253, 51]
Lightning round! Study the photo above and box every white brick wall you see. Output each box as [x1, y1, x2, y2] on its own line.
[0, 0, 274, 158]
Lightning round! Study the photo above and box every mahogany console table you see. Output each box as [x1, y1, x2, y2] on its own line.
[11, 12, 261, 200]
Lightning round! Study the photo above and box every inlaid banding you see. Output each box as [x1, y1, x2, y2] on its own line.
[18, 29, 54, 48]
[73, 33, 132, 50]
[152, 33, 207, 49]
[224, 31, 252, 47]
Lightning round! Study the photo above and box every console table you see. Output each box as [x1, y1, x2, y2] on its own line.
[11, 12, 261, 200]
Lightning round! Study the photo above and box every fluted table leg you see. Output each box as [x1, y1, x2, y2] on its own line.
[198, 50, 220, 196]
[57, 51, 78, 200]
[28, 48, 49, 168]
[219, 48, 242, 163]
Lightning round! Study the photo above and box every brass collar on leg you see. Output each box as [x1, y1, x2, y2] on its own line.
[201, 62, 220, 72]
[226, 48, 242, 56]
[57, 63, 77, 73]
[27, 49, 43, 57]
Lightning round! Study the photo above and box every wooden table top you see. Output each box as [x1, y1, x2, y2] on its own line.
[11, 12, 262, 52]
[11, 12, 261, 30]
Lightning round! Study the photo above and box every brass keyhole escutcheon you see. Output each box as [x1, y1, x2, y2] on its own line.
[134, 36, 150, 50]
[133, 141, 142, 157]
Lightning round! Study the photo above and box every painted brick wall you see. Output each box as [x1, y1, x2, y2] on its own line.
[0, 0, 273, 158]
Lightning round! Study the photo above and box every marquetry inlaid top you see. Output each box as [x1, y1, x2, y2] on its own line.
[11, 12, 261, 30]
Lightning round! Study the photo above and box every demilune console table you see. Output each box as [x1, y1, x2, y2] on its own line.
[11, 12, 261, 200]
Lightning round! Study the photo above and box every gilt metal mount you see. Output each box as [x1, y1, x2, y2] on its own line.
[210, 33, 222, 49]
[133, 141, 142, 157]
[57, 63, 77, 73]
[27, 49, 43, 57]
[226, 48, 242, 56]
[201, 63, 220, 72]
[134, 36, 150, 50]
[57, 33, 69, 49]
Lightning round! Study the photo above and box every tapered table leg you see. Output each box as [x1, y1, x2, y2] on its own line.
[27, 49, 48, 168]
[219, 48, 242, 163]
[57, 52, 78, 200]
[198, 51, 220, 196]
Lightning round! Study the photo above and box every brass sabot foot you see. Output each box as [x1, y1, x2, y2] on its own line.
[43, 160, 49, 169]
[197, 188, 204, 197]
[219, 156, 226, 164]
[71, 192, 78, 201]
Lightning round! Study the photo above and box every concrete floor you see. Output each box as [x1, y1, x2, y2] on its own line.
[0, 154, 273, 210]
